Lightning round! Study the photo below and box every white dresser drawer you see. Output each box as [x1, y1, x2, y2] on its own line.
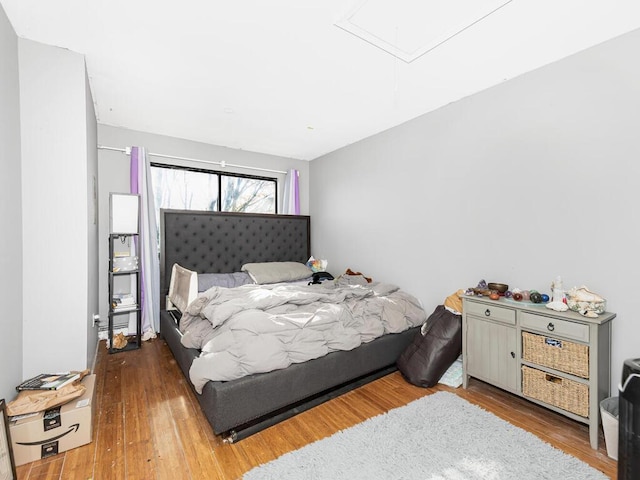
[520, 312, 589, 342]
[465, 300, 515, 325]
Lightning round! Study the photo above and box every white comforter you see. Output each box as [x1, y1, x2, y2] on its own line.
[180, 281, 426, 393]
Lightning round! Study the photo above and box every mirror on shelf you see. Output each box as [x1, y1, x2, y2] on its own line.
[109, 193, 140, 234]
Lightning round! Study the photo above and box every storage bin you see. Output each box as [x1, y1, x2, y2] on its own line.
[522, 365, 589, 417]
[522, 331, 589, 379]
[600, 396, 618, 460]
[112, 255, 139, 272]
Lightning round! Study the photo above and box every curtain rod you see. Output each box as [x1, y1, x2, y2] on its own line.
[97, 145, 288, 175]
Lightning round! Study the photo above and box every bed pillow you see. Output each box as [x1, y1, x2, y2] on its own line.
[241, 261, 312, 285]
[198, 272, 252, 291]
[168, 263, 198, 313]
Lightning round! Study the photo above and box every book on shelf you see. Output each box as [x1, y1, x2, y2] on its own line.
[16, 372, 80, 391]
[112, 293, 134, 300]
[112, 298, 135, 305]
[112, 293, 136, 311]
[112, 304, 137, 312]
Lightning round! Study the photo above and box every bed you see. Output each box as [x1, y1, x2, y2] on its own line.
[159, 209, 425, 442]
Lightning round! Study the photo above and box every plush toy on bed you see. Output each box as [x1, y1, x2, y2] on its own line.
[333, 268, 373, 286]
[345, 268, 372, 283]
[306, 256, 328, 273]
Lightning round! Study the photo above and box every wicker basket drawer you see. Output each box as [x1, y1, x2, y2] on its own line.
[522, 331, 589, 378]
[522, 365, 589, 417]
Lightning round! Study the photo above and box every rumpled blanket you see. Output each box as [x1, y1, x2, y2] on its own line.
[180, 281, 427, 393]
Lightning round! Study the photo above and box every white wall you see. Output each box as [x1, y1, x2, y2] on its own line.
[97, 125, 310, 331]
[19, 39, 98, 377]
[85, 70, 99, 367]
[0, 3, 23, 401]
[310, 28, 640, 392]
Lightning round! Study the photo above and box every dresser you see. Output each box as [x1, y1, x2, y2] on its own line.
[462, 295, 615, 449]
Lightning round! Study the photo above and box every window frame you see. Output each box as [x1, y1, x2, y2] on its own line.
[150, 162, 278, 214]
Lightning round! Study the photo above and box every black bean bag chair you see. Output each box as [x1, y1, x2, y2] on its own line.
[397, 305, 462, 388]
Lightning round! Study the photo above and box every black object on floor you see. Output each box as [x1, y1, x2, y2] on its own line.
[618, 357, 640, 480]
[397, 305, 462, 388]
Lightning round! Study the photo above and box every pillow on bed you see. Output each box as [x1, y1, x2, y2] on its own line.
[241, 261, 312, 285]
[198, 272, 252, 291]
[168, 263, 198, 313]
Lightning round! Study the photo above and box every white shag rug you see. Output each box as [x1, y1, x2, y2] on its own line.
[243, 391, 608, 480]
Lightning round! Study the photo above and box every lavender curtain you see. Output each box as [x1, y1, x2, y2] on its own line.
[282, 169, 300, 215]
[130, 147, 160, 336]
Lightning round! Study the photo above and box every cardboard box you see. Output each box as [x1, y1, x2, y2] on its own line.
[9, 374, 96, 466]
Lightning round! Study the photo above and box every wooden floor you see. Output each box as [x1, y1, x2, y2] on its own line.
[15, 338, 617, 480]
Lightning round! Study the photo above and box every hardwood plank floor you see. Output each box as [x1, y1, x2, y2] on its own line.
[15, 338, 617, 479]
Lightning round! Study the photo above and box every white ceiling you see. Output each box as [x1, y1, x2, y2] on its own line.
[3, 1, 640, 160]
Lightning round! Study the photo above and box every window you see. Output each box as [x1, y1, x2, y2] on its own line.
[150, 164, 277, 220]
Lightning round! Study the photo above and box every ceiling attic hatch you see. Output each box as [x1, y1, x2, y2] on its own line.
[335, 0, 514, 63]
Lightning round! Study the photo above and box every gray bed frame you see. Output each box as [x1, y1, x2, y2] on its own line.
[159, 209, 418, 442]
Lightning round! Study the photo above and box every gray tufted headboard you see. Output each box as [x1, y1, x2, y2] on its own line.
[159, 209, 311, 301]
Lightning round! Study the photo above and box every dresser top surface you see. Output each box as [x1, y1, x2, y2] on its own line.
[462, 295, 616, 325]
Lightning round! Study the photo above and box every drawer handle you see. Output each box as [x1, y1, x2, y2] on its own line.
[485, 309, 491, 317]
[547, 322, 555, 332]
[545, 374, 562, 384]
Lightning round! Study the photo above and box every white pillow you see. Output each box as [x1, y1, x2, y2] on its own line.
[168, 263, 198, 313]
[241, 262, 312, 285]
